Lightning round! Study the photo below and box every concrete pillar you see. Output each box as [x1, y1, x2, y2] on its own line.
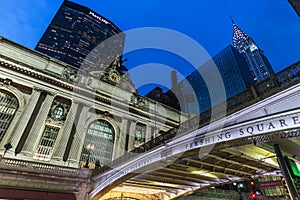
[145, 125, 152, 143]
[127, 121, 136, 151]
[52, 103, 79, 161]
[152, 125, 159, 138]
[114, 117, 128, 159]
[21, 93, 54, 155]
[68, 105, 89, 164]
[6, 89, 41, 154]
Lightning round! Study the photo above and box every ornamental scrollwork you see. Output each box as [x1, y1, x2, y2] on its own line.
[130, 95, 149, 111]
[62, 67, 80, 83]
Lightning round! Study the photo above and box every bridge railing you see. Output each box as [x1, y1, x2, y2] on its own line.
[0, 155, 90, 178]
[93, 60, 300, 175]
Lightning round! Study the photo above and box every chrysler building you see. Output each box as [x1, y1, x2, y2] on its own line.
[232, 19, 274, 82]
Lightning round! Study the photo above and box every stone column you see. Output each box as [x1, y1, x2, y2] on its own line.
[52, 103, 79, 161]
[6, 89, 41, 153]
[68, 105, 89, 164]
[114, 117, 128, 159]
[127, 121, 136, 152]
[153, 126, 160, 138]
[145, 125, 152, 143]
[21, 93, 54, 155]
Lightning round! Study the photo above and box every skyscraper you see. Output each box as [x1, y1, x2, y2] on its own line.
[232, 19, 274, 82]
[35, 0, 125, 69]
[288, 0, 300, 17]
[172, 45, 255, 114]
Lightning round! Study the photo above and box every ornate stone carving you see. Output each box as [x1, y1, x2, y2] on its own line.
[62, 57, 136, 92]
[49, 100, 70, 121]
[130, 95, 149, 111]
[100, 56, 125, 84]
[62, 67, 80, 83]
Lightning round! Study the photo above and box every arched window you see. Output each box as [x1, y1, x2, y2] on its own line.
[80, 120, 115, 167]
[0, 90, 19, 143]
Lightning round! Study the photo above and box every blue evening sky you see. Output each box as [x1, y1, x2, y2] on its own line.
[0, 0, 299, 94]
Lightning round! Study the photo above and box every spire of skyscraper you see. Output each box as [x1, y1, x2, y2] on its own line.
[231, 19, 274, 82]
[230, 15, 234, 24]
[231, 18, 249, 52]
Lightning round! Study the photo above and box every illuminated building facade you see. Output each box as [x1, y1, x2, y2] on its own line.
[0, 36, 182, 199]
[232, 19, 274, 82]
[35, 0, 125, 69]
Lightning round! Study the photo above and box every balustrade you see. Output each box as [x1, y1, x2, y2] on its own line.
[0, 156, 81, 177]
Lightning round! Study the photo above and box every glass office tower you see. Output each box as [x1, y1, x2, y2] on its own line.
[175, 45, 255, 114]
[35, 1, 125, 69]
[232, 19, 274, 82]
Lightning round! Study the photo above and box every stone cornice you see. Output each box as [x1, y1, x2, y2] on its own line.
[0, 36, 182, 126]
[0, 58, 181, 127]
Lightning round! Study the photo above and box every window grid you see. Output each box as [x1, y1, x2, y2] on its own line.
[33, 125, 60, 161]
[0, 90, 19, 143]
[80, 120, 115, 167]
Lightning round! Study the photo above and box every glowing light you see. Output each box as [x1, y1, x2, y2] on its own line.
[190, 170, 218, 178]
[148, 181, 182, 188]
[112, 185, 166, 194]
[251, 192, 257, 199]
[237, 183, 244, 189]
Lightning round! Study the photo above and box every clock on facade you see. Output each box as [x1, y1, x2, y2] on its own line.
[108, 70, 120, 82]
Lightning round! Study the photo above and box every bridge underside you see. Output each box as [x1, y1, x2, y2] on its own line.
[98, 131, 300, 200]
[89, 63, 300, 200]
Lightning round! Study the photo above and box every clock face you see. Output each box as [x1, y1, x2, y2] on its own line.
[108, 70, 120, 82]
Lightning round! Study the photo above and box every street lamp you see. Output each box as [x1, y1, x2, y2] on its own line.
[3, 142, 12, 157]
[84, 143, 95, 168]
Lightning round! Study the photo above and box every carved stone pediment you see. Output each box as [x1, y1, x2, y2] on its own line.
[61, 56, 136, 93]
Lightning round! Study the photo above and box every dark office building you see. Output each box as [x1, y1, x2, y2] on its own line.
[173, 45, 255, 114]
[145, 87, 180, 110]
[289, 0, 300, 16]
[35, 0, 125, 69]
